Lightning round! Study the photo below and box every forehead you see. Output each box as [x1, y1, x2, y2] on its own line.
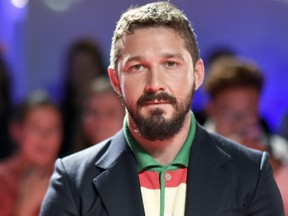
[24, 106, 60, 121]
[213, 87, 260, 108]
[117, 27, 190, 61]
[124, 26, 183, 45]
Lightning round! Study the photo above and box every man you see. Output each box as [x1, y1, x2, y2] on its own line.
[203, 59, 288, 169]
[0, 91, 62, 216]
[73, 76, 125, 151]
[40, 2, 284, 215]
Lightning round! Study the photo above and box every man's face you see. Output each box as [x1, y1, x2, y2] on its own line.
[14, 106, 62, 167]
[208, 87, 261, 145]
[109, 27, 204, 140]
[83, 92, 124, 144]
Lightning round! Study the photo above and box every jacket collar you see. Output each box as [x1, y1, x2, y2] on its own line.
[94, 130, 128, 169]
[93, 130, 145, 216]
[185, 124, 231, 215]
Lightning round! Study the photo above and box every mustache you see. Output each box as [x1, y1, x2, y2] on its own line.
[137, 92, 177, 107]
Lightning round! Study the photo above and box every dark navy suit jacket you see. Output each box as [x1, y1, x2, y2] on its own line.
[40, 124, 284, 216]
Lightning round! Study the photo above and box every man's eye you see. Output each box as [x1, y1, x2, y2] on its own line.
[132, 64, 143, 70]
[165, 61, 177, 67]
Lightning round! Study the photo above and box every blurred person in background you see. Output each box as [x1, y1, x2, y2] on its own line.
[205, 47, 237, 71]
[0, 91, 62, 216]
[204, 59, 288, 169]
[194, 47, 238, 125]
[60, 38, 107, 156]
[203, 59, 288, 213]
[195, 47, 274, 134]
[0, 48, 14, 159]
[73, 77, 125, 152]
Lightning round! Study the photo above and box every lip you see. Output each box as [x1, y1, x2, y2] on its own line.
[144, 100, 170, 105]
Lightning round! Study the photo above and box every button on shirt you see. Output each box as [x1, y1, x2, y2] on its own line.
[124, 112, 196, 216]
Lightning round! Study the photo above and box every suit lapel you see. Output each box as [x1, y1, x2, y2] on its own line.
[92, 131, 145, 216]
[185, 125, 231, 216]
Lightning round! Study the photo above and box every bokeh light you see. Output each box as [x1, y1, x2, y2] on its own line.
[11, 0, 29, 8]
[43, 0, 83, 12]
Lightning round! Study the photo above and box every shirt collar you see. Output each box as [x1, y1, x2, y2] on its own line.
[123, 111, 196, 172]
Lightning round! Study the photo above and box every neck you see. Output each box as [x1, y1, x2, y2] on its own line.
[128, 113, 191, 166]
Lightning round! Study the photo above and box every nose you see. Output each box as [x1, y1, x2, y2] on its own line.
[144, 67, 165, 93]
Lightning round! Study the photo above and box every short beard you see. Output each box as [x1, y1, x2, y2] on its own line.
[121, 85, 195, 141]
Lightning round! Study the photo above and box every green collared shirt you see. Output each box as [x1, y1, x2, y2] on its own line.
[123, 111, 196, 171]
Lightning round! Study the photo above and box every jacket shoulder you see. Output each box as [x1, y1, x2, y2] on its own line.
[202, 129, 283, 215]
[208, 131, 265, 165]
[61, 138, 111, 170]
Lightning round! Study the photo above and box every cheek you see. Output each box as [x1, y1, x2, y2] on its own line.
[49, 132, 62, 147]
[170, 74, 194, 94]
[21, 139, 38, 159]
[21, 132, 39, 149]
[83, 118, 98, 134]
[107, 119, 122, 132]
[120, 77, 143, 101]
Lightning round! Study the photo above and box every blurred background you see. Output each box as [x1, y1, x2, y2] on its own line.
[1, 0, 288, 131]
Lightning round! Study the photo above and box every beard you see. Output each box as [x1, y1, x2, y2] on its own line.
[121, 83, 195, 141]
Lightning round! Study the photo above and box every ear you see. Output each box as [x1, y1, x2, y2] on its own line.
[108, 66, 121, 95]
[194, 59, 205, 90]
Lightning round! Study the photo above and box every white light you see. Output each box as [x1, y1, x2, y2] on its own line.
[11, 0, 29, 8]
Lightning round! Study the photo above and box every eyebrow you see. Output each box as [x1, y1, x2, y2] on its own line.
[124, 53, 185, 65]
[161, 53, 185, 61]
[125, 56, 144, 65]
